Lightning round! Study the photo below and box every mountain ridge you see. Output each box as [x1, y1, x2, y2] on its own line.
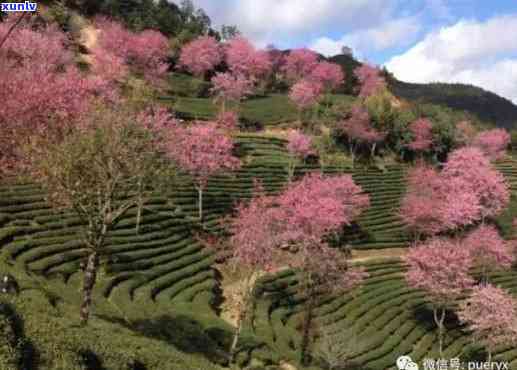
[328, 53, 517, 129]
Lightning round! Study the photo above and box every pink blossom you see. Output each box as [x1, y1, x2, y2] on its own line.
[165, 122, 241, 189]
[216, 111, 239, 130]
[179, 36, 222, 78]
[276, 173, 370, 244]
[405, 238, 474, 305]
[408, 118, 433, 152]
[0, 17, 93, 172]
[473, 128, 510, 160]
[354, 64, 386, 98]
[228, 173, 369, 284]
[282, 48, 320, 83]
[399, 165, 482, 236]
[211, 72, 254, 105]
[288, 79, 323, 110]
[309, 61, 344, 92]
[229, 186, 283, 270]
[443, 147, 510, 219]
[406, 237, 474, 356]
[286, 130, 313, 159]
[464, 224, 514, 274]
[94, 17, 169, 86]
[401, 149, 510, 236]
[225, 37, 272, 81]
[458, 285, 517, 361]
[340, 105, 386, 144]
[136, 106, 177, 133]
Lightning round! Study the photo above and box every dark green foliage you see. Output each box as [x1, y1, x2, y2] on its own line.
[65, 0, 215, 39]
[389, 78, 517, 129]
[328, 54, 361, 95]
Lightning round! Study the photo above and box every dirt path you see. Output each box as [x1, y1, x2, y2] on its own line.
[218, 247, 406, 326]
[350, 247, 407, 263]
[79, 24, 99, 64]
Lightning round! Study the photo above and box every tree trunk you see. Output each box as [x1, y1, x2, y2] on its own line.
[371, 142, 377, 159]
[287, 159, 296, 183]
[433, 308, 446, 358]
[300, 293, 315, 366]
[0, 12, 27, 50]
[230, 276, 252, 363]
[488, 349, 492, 364]
[135, 180, 143, 234]
[349, 144, 356, 168]
[80, 251, 99, 325]
[197, 187, 203, 222]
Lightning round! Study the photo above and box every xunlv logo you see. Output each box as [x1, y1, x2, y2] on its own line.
[1, 2, 38, 12]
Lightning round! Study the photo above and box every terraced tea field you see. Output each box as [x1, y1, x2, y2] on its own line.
[1, 135, 517, 369]
[248, 260, 517, 369]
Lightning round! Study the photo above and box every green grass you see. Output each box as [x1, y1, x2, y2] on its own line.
[162, 91, 356, 127]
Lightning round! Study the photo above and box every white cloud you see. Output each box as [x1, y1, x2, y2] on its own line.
[386, 15, 517, 103]
[311, 16, 421, 57]
[176, 0, 398, 47]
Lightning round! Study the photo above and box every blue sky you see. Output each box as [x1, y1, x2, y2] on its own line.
[178, 0, 517, 103]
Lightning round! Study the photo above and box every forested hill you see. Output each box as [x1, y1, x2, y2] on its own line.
[329, 53, 517, 129]
[389, 80, 517, 129]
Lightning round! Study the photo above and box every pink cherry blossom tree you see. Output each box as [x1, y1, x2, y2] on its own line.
[458, 285, 517, 363]
[276, 173, 370, 246]
[399, 165, 449, 237]
[354, 64, 387, 98]
[286, 130, 314, 181]
[282, 48, 320, 84]
[473, 128, 511, 161]
[309, 61, 344, 92]
[225, 37, 272, 82]
[223, 173, 369, 363]
[442, 147, 510, 220]
[210, 72, 253, 113]
[225, 182, 282, 362]
[405, 238, 474, 356]
[288, 79, 323, 122]
[339, 105, 386, 165]
[464, 224, 514, 282]
[400, 148, 510, 238]
[0, 16, 94, 174]
[165, 122, 241, 220]
[216, 110, 239, 131]
[400, 163, 484, 238]
[94, 17, 169, 86]
[276, 173, 369, 364]
[407, 118, 433, 153]
[179, 35, 222, 78]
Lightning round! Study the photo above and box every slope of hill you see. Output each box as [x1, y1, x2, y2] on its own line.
[2, 134, 517, 369]
[389, 79, 517, 129]
[327, 53, 517, 129]
[3, 6, 517, 369]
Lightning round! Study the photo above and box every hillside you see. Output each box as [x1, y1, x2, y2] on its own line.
[3, 5, 517, 370]
[2, 134, 517, 369]
[328, 53, 517, 129]
[389, 80, 517, 129]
